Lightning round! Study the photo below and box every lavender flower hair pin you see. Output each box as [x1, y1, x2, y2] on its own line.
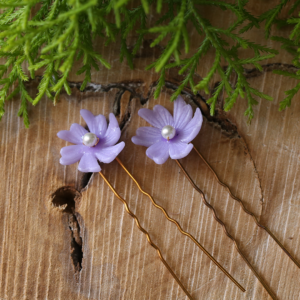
[132, 96, 300, 300]
[58, 109, 125, 172]
[132, 96, 202, 164]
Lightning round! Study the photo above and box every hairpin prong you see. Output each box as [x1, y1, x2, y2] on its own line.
[115, 157, 246, 293]
[192, 144, 300, 270]
[175, 159, 277, 300]
[98, 170, 194, 300]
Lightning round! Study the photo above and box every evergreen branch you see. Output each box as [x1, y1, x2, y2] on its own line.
[279, 82, 300, 111]
[187, 1, 274, 121]
[0, 0, 297, 126]
[263, 0, 300, 111]
[154, 67, 165, 99]
[288, 0, 300, 14]
[273, 70, 300, 79]
[195, 51, 220, 93]
[157, 0, 163, 13]
[260, 0, 291, 38]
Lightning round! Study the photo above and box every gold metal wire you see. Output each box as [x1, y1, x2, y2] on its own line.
[175, 159, 277, 300]
[193, 145, 300, 270]
[98, 171, 194, 300]
[116, 157, 245, 293]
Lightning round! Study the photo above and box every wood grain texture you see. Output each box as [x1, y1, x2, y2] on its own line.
[1, 1, 300, 299]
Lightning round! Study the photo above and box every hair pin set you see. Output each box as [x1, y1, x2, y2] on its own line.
[57, 96, 299, 300]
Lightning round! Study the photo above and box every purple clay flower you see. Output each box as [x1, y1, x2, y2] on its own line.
[57, 109, 125, 172]
[132, 96, 203, 164]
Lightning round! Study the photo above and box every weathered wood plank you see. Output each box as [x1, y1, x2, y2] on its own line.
[1, 1, 300, 299]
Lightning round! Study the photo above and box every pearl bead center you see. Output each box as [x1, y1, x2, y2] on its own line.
[161, 125, 176, 140]
[82, 132, 99, 147]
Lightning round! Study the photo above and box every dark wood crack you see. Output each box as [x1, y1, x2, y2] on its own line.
[243, 63, 299, 78]
[69, 213, 83, 278]
[51, 187, 83, 280]
[25, 60, 297, 139]
[80, 172, 94, 192]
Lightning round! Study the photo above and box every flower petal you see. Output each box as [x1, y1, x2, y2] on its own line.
[57, 130, 80, 144]
[131, 127, 161, 147]
[95, 142, 125, 163]
[153, 105, 174, 127]
[94, 114, 107, 137]
[78, 153, 101, 172]
[70, 123, 88, 138]
[169, 141, 193, 159]
[80, 109, 108, 137]
[173, 96, 193, 130]
[80, 109, 95, 132]
[60, 145, 85, 165]
[179, 108, 203, 143]
[138, 108, 164, 128]
[146, 141, 170, 164]
[103, 113, 121, 146]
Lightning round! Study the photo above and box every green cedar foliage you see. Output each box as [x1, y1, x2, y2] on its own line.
[0, 0, 297, 127]
[266, 1, 300, 111]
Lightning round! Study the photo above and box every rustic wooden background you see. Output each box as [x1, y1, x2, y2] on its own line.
[1, 1, 300, 299]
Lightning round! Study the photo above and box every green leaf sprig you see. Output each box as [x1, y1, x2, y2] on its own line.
[0, 0, 299, 127]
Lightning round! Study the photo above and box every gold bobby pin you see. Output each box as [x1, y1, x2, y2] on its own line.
[99, 171, 194, 299]
[192, 145, 300, 269]
[129, 96, 297, 298]
[115, 157, 245, 293]
[175, 158, 277, 300]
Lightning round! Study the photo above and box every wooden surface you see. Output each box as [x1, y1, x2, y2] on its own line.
[1, 2, 300, 299]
